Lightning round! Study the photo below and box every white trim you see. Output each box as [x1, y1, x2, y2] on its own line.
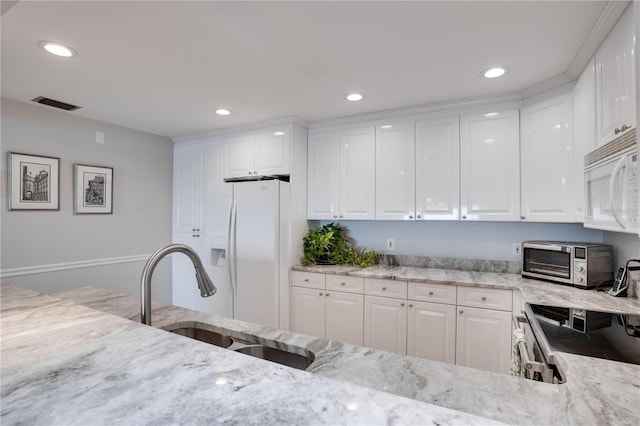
[0, 254, 152, 278]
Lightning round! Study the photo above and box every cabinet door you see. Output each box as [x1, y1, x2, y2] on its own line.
[340, 127, 376, 220]
[456, 306, 511, 374]
[595, 7, 636, 146]
[173, 145, 203, 233]
[256, 129, 290, 176]
[291, 286, 326, 339]
[223, 135, 255, 179]
[460, 110, 520, 221]
[172, 233, 208, 311]
[375, 123, 416, 220]
[364, 295, 407, 355]
[407, 301, 456, 364]
[307, 133, 340, 219]
[416, 117, 460, 220]
[520, 93, 575, 222]
[325, 292, 364, 346]
[573, 61, 597, 222]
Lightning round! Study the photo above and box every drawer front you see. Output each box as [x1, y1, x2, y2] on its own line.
[291, 271, 325, 290]
[365, 278, 408, 299]
[457, 286, 512, 311]
[326, 275, 364, 294]
[408, 282, 456, 305]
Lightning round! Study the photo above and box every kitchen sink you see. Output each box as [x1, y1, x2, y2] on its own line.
[169, 327, 234, 348]
[234, 345, 315, 370]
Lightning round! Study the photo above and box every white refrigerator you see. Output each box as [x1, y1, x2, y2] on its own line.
[194, 179, 290, 329]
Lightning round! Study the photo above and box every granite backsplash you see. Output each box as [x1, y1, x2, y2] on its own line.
[374, 254, 521, 274]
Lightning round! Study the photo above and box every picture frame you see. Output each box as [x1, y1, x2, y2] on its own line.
[8, 152, 60, 210]
[74, 164, 113, 214]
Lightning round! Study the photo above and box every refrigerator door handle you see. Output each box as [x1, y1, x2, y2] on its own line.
[229, 199, 238, 297]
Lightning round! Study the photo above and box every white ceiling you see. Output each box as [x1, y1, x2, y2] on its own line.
[0, 1, 625, 140]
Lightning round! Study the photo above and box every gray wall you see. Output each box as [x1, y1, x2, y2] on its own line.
[0, 98, 174, 303]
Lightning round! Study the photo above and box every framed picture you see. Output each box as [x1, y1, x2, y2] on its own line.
[74, 164, 113, 214]
[8, 152, 60, 210]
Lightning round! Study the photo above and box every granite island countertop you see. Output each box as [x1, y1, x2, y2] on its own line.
[0, 283, 501, 426]
[44, 264, 640, 425]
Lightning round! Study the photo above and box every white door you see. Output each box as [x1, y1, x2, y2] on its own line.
[595, 7, 636, 146]
[223, 135, 255, 179]
[456, 306, 512, 374]
[325, 291, 364, 346]
[415, 116, 460, 220]
[375, 123, 416, 220]
[172, 233, 210, 312]
[340, 127, 376, 220]
[520, 93, 575, 222]
[407, 300, 456, 364]
[291, 286, 326, 339]
[232, 181, 279, 328]
[256, 129, 290, 176]
[364, 295, 407, 355]
[173, 145, 203, 234]
[307, 132, 340, 219]
[460, 110, 520, 221]
[573, 61, 597, 222]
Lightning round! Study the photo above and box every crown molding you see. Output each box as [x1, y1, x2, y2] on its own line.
[173, 116, 309, 143]
[567, 0, 632, 78]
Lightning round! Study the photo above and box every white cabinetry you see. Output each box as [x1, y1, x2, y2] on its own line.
[223, 128, 290, 180]
[375, 122, 416, 220]
[594, 7, 636, 147]
[307, 127, 375, 220]
[573, 60, 597, 222]
[455, 286, 512, 374]
[364, 295, 407, 354]
[290, 271, 364, 346]
[416, 116, 460, 220]
[460, 110, 520, 221]
[520, 92, 575, 222]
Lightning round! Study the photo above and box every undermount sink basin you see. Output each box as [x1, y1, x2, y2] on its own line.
[169, 327, 234, 348]
[234, 345, 315, 370]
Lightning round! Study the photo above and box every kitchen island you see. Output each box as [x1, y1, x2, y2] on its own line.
[2, 263, 639, 425]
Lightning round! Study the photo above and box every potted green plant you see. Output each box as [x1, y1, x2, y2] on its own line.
[302, 223, 375, 267]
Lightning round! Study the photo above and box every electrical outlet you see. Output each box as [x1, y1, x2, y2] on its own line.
[512, 243, 521, 256]
[386, 238, 395, 251]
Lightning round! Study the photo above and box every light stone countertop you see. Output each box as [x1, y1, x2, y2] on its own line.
[43, 264, 640, 425]
[0, 284, 501, 426]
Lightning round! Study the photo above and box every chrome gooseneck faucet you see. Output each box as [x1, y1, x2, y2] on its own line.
[141, 244, 216, 325]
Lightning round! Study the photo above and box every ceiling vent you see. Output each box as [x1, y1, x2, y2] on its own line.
[31, 96, 81, 111]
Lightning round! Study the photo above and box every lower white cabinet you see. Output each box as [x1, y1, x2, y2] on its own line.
[292, 271, 513, 374]
[364, 295, 407, 354]
[290, 271, 364, 346]
[407, 300, 456, 364]
[455, 306, 512, 374]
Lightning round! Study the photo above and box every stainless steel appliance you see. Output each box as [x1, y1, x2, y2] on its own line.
[521, 241, 613, 288]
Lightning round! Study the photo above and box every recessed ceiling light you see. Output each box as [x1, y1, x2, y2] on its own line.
[380, 125, 393, 129]
[273, 131, 285, 136]
[215, 108, 231, 116]
[484, 112, 499, 117]
[481, 67, 509, 79]
[345, 93, 363, 102]
[37, 41, 77, 57]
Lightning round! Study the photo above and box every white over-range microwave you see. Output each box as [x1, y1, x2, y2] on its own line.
[584, 129, 638, 234]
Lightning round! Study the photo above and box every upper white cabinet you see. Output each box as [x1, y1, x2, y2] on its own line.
[520, 92, 575, 222]
[173, 141, 220, 234]
[416, 116, 460, 220]
[375, 122, 416, 220]
[460, 110, 520, 221]
[308, 127, 375, 220]
[572, 60, 597, 222]
[594, 7, 636, 147]
[223, 128, 290, 179]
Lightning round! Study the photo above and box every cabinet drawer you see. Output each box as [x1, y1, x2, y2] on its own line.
[365, 278, 408, 299]
[291, 271, 325, 290]
[326, 275, 364, 294]
[457, 286, 512, 311]
[408, 282, 456, 305]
